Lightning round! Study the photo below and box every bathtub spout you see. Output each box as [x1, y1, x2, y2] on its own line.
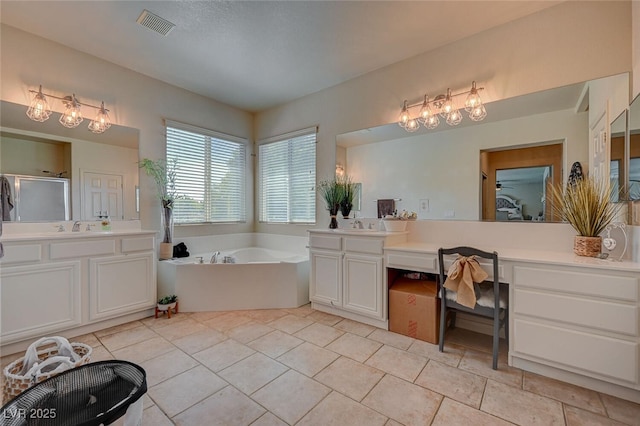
[210, 251, 221, 263]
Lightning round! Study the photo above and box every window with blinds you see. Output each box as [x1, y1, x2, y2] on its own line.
[166, 122, 246, 224]
[259, 128, 316, 223]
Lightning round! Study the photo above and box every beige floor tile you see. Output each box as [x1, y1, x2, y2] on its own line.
[432, 397, 513, 426]
[172, 328, 227, 354]
[226, 322, 274, 344]
[88, 345, 115, 362]
[368, 329, 415, 350]
[277, 342, 339, 377]
[148, 365, 227, 418]
[142, 312, 191, 328]
[99, 326, 158, 352]
[365, 345, 427, 382]
[248, 330, 303, 358]
[325, 333, 382, 362]
[481, 379, 564, 425]
[142, 393, 155, 409]
[267, 314, 314, 334]
[362, 374, 442, 426]
[173, 385, 265, 425]
[246, 309, 290, 323]
[251, 412, 288, 426]
[314, 356, 384, 402]
[151, 318, 209, 341]
[284, 304, 315, 317]
[445, 327, 508, 360]
[188, 311, 228, 322]
[203, 311, 252, 332]
[111, 336, 174, 364]
[564, 405, 628, 426]
[407, 339, 465, 367]
[459, 349, 522, 388]
[193, 339, 255, 372]
[298, 391, 388, 426]
[142, 405, 173, 426]
[294, 322, 344, 347]
[524, 371, 606, 415]
[600, 393, 640, 426]
[140, 349, 199, 387]
[415, 360, 487, 408]
[69, 333, 101, 348]
[385, 420, 403, 426]
[252, 369, 330, 424]
[94, 320, 145, 338]
[306, 310, 343, 326]
[218, 352, 288, 395]
[334, 318, 376, 337]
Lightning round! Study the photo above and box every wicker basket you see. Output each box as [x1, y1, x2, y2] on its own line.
[574, 235, 602, 257]
[2, 338, 92, 402]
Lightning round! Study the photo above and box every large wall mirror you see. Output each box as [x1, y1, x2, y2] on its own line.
[629, 94, 640, 202]
[0, 100, 140, 223]
[610, 110, 627, 203]
[336, 73, 629, 222]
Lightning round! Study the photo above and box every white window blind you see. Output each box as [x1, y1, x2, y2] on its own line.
[166, 122, 246, 224]
[259, 128, 316, 223]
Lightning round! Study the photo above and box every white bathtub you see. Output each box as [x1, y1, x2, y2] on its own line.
[158, 247, 310, 312]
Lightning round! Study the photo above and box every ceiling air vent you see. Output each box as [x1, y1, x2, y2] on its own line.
[136, 10, 175, 36]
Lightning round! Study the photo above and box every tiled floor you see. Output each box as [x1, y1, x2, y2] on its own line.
[2, 305, 640, 425]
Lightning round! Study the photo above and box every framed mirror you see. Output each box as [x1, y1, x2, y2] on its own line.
[629, 94, 640, 202]
[0, 100, 140, 223]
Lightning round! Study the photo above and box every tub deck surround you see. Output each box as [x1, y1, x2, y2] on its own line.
[0, 222, 157, 354]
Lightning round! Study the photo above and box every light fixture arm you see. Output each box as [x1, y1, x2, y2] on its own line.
[403, 84, 484, 110]
[29, 89, 110, 113]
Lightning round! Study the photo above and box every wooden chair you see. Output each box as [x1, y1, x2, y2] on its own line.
[438, 246, 508, 369]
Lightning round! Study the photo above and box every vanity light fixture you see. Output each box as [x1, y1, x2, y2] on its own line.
[398, 81, 486, 132]
[26, 86, 113, 134]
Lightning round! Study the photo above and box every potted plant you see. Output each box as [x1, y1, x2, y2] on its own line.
[550, 176, 622, 257]
[317, 179, 343, 229]
[139, 158, 178, 260]
[155, 295, 178, 318]
[338, 175, 359, 219]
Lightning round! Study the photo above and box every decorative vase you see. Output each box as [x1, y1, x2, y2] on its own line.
[340, 202, 353, 219]
[574, 236, 601, 257]
[159, 204, 174, 260]
[329, 204, 339, 229]
[155, 301, 178, 319]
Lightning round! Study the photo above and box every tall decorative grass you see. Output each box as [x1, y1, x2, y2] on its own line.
[550, 176, 622, 237]
[317, 179, 343, 212]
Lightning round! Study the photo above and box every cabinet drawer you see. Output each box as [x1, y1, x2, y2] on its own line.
[514, 265, 638, 302]
[122, 236, 155, 253]
[51, 240, 115, 259]
[344, 237, 383, 255]
[309, 235, 341, 250]
[514, 288, 638, 336]
[514, 319, 638, 383]
[0, 244, 42, 264]
[386, 252, 437, 272]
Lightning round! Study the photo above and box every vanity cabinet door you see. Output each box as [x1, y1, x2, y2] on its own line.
[310, 249, 342, 307]
[89, 252, 156, 321]
[343, 253, 383, 320]
[0, 261, 81, 344]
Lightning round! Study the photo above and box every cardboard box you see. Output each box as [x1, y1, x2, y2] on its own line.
[389, 277, 441, 344]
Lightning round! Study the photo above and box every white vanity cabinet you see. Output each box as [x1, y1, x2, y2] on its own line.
[510, 261, 640, 399]
[0, 232, 156, 351]
[308, 230, 407, 327]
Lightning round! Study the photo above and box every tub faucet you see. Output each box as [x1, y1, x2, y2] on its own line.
[72, 221, 81, 232]
[353, 219, 364, 229]
[210, 251, 221, 263]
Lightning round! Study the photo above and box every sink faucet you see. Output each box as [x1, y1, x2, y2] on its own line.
[210, 251, 221, 263]
[353, 220, 364, 229]
[72, 221, 81, 232]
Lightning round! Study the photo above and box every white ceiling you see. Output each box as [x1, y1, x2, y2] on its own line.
[0, 1, 561, 112]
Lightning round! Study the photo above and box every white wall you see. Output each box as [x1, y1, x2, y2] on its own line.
[0, 24, 254, 239]
[255, 1, 631, 236]
[347, 108, 588, 220]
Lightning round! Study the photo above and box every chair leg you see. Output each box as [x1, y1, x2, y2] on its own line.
[492, 311, 500, 370]
[504, 308, 509, 346]
[439, 297, 446, 353]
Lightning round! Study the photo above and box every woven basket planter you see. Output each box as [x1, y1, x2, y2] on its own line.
[574, 236, 602, 257]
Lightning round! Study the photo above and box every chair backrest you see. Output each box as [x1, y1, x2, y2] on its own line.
[438, 246, 499, 305]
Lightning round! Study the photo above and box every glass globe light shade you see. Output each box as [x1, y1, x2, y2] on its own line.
[446, 108, 463, 126]
[439, 89, 455, 118]
[419, 96, 434, 123]
[464, 81, 483, 112]
[425, 114, 440, 129]
[405, 117, 419, 132]
[398, 100, 410, 128]
[26, 86, 52, 122]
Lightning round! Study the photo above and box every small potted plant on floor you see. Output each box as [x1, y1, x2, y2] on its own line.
[156, 294, 178, 318]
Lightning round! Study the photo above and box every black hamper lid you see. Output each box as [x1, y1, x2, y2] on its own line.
[1, 360, 147, 426]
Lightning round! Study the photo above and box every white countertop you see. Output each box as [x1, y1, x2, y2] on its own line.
[308, 228, 408, 237]
[385, 241, 640, 272]
[1, 229, 156, 242]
